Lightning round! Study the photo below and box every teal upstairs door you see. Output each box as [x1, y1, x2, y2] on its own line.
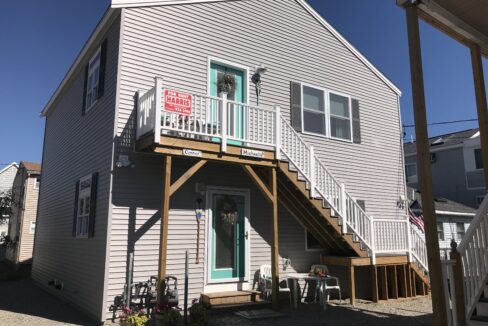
[210, 193, 246, 281]
[209, 62, 246, 145]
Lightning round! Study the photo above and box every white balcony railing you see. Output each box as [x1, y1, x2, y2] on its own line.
[137, 77, 428, 270]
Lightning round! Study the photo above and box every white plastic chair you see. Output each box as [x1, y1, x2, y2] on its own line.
[259, 264, 292, 308]
[310, 264, 341, 307]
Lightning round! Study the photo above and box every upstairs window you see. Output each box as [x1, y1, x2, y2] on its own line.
[290, 82, 360, 143]
[85, 48, 101, 111]
[405, 163, 418, 183]
[33, 177, 40, 190]
[475, 148, 483, 170]
[29, 221, 36, 234]
[82, 39, 107, 115]
[302, 86, 326, 135]
[437, 222, 444, 241]
[456, 223, 465, 241]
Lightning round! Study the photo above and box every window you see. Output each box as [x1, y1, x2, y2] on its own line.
[75, 175, 93, 238]
[29, 221, 36, 234]
[85, 47, 101, 112]
[300, 84, 352, 141]
[437, 222, 444, 241]
[405, 163, 418, 183]
[33, 177, 40, 189]
[302, 85, 326, 135]
[475, 148, 483, 170]
[329, 93, 351, 140]
[456, 223, 465, 241]
[305, 230, 324, 251]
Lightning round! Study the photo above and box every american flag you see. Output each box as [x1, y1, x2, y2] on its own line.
[408, 207, 425, 232]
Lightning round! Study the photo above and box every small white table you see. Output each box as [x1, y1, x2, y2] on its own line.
[287, 273, 335, 310]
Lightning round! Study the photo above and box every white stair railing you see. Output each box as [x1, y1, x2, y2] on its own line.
[456, 194, 488, 319]
[136, 80, 430, 273]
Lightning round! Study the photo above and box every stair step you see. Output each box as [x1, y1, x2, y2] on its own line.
[477, 301, 488, 317]
[201, 291, 261, 306]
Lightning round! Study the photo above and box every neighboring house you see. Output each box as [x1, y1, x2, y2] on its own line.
[32, 1, 426, 322]
[6, 161, 41, 265]
[404, 128, 486, 209]
[0, 162, 18, 239]
[407, 187, 476, 260]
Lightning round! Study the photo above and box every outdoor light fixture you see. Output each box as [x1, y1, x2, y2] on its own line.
[251, 64, 268, 106]
[115, 154, 132, 168]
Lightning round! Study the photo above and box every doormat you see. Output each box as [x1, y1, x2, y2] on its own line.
[234, 309, 286, 320]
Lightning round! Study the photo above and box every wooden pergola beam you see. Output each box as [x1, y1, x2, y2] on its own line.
[169, 160, 207, 196]
[242, 165, 273, 203]
[405, 6, 447, 325]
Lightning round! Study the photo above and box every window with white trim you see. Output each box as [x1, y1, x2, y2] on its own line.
[29, 221, 36, 234]
[456, 223, 465, 241]
[76, 175, 92, 238]
[301, 84, 352, 141]
[33, 177, 40, 189]
[85, 47, 101, 112]
[405, 163, 418, 183]
[437, 222, 444, 241]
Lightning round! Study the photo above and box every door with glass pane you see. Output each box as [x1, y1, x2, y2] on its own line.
[209, 192, 247, 281]
[209, 62, 246, 145]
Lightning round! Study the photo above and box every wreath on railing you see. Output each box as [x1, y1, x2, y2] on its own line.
[217, 73, 235, 95]
[219, 196, 238, 226]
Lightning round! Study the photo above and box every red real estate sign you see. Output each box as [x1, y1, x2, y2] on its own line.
[164, 90, 192, 116]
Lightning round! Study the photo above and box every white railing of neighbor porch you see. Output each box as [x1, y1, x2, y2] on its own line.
[410, 223, 428, 271]
[136, 78, 429, 271]
[456, 194, 488, 320]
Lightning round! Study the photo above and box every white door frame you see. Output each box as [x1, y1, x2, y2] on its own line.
[204, 186, 251, 289]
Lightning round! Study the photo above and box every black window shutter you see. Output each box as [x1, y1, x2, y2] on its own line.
[82, 65, 89, 116]
[98, 39, 108, 100]
[72, 180, 80, 237]
[290, 82, 302, 132]
[88, 172, 98, 238]
[357, 199, 366, 211]
[352, 98, 361, 143]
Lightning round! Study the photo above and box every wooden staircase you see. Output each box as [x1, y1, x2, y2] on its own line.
[470, 285, 488, 326]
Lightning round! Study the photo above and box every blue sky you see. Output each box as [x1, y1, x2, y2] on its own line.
[0, 0, 486, 165]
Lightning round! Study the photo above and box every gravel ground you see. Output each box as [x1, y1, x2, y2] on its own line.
[209, 297, 434, 326]
[0, 278, 433, 326]
[0, 279, 96, 325]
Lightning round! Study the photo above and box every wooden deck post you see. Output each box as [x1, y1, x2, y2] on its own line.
[371, 265, 379, 302]
[470, 43, 488, 189]
[379, 266, 388, 300]
[157, 155, 172, 305]
[389, 266, 399, 299]
[398, 265, 408, 298]
[405, 5, 447, 325]
[349, 265, 356, 305]
[270, 167, 280, 310]
[450, 241, 467, 326]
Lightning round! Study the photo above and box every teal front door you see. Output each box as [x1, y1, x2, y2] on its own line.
[209, 63, 246, 145]
[210, 193, 246, 281]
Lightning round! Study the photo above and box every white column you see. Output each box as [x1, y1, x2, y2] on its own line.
[154, 77, 163, 144]
[370, 216, 376, 265]
[220, 92, 228, 153]
[275, 105, 281, 160]
[406, 218, 413, 262]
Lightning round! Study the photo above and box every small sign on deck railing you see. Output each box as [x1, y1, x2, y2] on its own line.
[164, 90, 192, 116]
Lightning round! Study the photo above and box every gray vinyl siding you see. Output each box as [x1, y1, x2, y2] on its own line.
[31, 16, 120, 322]
[106, 0, 407, 318]
[406, 148, 486, 208]
[108, 159, 320, 315]
[0, 165, 17, 194]
[437, 215, 472, 259]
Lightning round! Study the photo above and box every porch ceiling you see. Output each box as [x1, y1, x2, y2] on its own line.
[398, 0, 488, 57]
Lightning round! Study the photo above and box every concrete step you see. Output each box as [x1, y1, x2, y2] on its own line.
[470, 315, 488, 326]
[478, 298, 488, 317]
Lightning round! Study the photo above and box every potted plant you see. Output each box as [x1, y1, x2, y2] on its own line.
[189, 299, 210, 326]
[118, 306, 149, 326]
[153, 304, 182, 326]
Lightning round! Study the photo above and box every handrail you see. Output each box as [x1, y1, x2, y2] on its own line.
[409, 223, 428, 272]
[456, 193, 488, 319]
